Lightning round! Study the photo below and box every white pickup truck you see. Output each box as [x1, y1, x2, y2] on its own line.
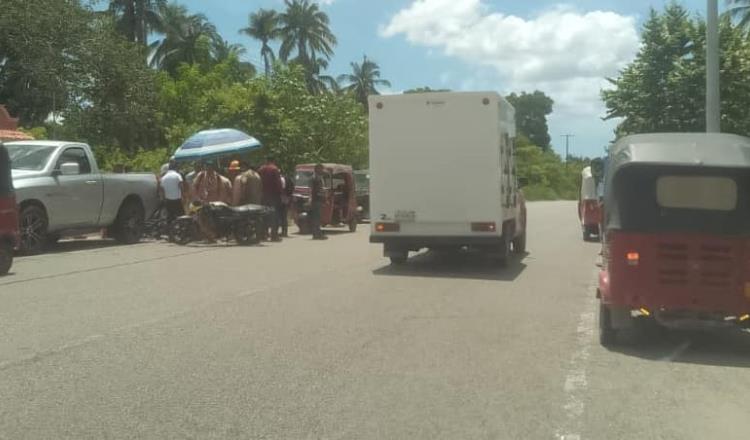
[7, 141, 159, 253]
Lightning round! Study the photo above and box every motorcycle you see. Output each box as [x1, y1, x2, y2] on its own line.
[171, 201, 272, 246]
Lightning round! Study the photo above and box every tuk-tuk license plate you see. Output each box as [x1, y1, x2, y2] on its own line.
[395, 210, 416, 223]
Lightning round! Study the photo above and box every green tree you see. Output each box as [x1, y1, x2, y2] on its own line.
[278, 0, 337, 91]
[0, 0, 90, 125]
[602, 5, 750, 136]
[108, 0, 166, 47]
[240, 9, 281, 76]
[64, 18, 160, 152]
[506, 91, 554, 151]
[338, 55, 391, 110]
[149, 3, 219, 75]
[728, 0, 750, 30]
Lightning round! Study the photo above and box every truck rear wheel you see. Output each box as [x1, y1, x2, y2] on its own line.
[0, 241, 13, 275]
[498, 233, 511, 267]
[19, 205, 48, 254]
[512, 230, 526, 254]
[113, 199, 145, 244]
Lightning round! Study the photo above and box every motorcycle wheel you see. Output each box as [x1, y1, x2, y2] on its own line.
[171, 218, 195, 245]
[233, 221, 259, 246]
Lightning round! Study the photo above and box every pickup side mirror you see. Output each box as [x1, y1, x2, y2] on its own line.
[59, 162, 80, 176]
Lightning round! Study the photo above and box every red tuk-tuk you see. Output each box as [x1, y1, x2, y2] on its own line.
[292, 164, 358, 234]
[598, 133, 750, 345]
[578, 165, 601, 241]
[0, 143, 19, 275]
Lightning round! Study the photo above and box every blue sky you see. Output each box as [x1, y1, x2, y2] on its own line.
[177, 0, 714, 158]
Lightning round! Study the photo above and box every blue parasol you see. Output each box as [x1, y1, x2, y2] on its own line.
[172, 129, 262, 162]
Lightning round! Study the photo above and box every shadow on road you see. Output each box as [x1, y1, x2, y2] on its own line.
[372, 250, 528, 282]
[607, 328, 750, 369]
[17, 239, 122, 257]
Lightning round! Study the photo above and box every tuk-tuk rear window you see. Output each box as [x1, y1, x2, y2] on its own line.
[614, 166, 750, 235]
[656, 176, 737, 211]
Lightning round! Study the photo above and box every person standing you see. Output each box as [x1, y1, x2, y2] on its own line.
[279, 171, 294, 237]
[310, 163, 328, 240]
[232, 163, 263, 206]
[258, 157, 283, 242]
[160, 160, 185, 223]
[193, 162, 232, 242]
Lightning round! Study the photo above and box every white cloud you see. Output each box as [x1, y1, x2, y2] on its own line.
[380, 0, 640, 122]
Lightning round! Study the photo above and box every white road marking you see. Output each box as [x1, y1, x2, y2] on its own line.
[556, 270, 598, 440]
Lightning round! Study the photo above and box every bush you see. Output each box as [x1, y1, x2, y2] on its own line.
[93, 145, 171, 173]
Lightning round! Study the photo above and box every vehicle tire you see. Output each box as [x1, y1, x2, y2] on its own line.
[233, 222, 259, 246]
[512, 230, 526, 254]
[599, 302, 617, 346]
[390, 253, 408, 265]
[19, 205, 48, 254]
[113, 199, 145, 245]
[348, 217, 358, 232]
[170, 218, 195, 245]
[498, 232, 511, 267]
[0, 241, 13, 275]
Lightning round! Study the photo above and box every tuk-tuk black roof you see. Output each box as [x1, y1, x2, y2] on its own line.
[604, 133, 750, 230]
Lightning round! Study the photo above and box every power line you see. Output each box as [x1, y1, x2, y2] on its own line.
[562, 134, 574, 163]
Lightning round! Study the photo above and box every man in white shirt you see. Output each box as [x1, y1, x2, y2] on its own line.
[160, 160, 184, 222]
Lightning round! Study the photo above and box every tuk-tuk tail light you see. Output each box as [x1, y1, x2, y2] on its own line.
[626, 251, 640, 266]
[375, 222, 400, 233]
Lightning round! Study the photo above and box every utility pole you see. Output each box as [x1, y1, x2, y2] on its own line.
[562, 134, 574, 163]
[706, 0, 720, 132]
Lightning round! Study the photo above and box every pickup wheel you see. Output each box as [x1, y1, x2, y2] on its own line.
[113, 199, 145, 245]
[19, 205, 48, 254]
[0, 241, 13, 275]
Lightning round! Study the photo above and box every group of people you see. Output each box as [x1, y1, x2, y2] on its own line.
[158, 156, 298, 242]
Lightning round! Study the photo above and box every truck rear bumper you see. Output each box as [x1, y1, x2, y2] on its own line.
[370, 235, 505, 248]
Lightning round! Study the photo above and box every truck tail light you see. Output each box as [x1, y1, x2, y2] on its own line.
[375, 222, 399, 233]
[626, 251, 640, 266]
[471, 222, 497, 232]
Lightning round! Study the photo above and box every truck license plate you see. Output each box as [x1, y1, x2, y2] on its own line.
[395, 210, 416, 223]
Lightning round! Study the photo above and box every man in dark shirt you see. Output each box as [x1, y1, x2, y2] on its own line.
[258, 157, 283, 242]
[310, 163, 328, 240]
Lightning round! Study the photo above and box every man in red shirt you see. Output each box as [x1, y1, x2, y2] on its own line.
[258, 156, 283, 242]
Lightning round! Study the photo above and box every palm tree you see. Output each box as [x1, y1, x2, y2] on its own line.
[213, 39, 247, 62]
[149, 3, 219, 74]
[728, 0, 750, 30]
[338, 55, 391, 110]
[278, 0, 337, 69]
[240, 9, 280, 76]
[108, 0, 166, 47]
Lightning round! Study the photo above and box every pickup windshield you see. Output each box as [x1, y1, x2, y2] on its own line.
[6, 144, 57, 171]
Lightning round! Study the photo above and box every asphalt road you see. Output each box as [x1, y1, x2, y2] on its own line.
[1, 201, 749, 440]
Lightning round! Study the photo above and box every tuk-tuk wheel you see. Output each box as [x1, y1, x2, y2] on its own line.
[0, 241, 12, 276]
[599, 302, 617, 346]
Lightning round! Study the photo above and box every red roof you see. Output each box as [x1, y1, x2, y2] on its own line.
[0, 130, 33, 141]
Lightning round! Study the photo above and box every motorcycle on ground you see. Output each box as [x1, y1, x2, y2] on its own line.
[171, 201, 272, 246]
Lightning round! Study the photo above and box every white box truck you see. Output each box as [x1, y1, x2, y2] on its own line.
[368, 92, 527, 265]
